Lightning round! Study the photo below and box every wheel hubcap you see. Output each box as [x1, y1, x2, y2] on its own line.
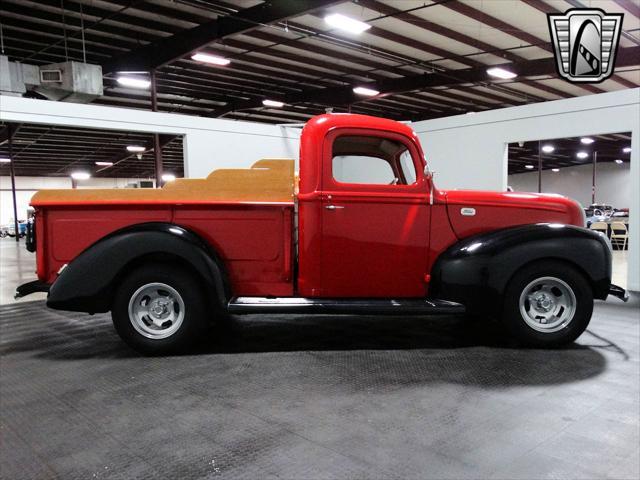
[519, 276, 576, 333]
[128, 283, 185, 339]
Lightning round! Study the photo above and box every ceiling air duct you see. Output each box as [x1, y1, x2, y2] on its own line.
[33, 61, 103, 103]
[0, 55, 40, 96]
[0, 56, 103, 103]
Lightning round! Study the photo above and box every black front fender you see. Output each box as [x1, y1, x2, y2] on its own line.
[429, 223, 612, 315]
[47, 223, 230, 314]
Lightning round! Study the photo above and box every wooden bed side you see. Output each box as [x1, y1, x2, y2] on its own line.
[31, 159, 296, 206]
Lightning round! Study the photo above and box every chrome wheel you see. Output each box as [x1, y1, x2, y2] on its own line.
[519, 276, 576, 333]
[128, 283, 185, 339]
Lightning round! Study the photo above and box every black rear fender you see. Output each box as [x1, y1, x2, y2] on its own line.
[429, 223, 612, 315]
[47, 223, 230, 314]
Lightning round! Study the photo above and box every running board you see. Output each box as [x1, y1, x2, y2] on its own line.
[15, 280, 51, 299]
[609, 284, 629, 302]
[228, 297, 465, 315]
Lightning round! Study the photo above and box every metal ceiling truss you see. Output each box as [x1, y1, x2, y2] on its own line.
[508, 135, 633, 174]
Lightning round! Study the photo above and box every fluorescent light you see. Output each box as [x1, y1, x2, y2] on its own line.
[262, 99, 284, 108]
[525, 165, 535, 169]
[541, 145, 555, 153]
[615, 159, 624, 164]
[191, 53, 230, 66]
[116, 76, 150, 89]
[0, 157, 10, 163]
[325, 13, 371, 34]
[576, 151, 589, 159]
[487, 67, 517, 79]
[580, 137, 594, 144]
[161, 173, 176, 182]
[623, 147, 631, 153]
[71, 171, 90, 180]
[353, 86, 379, 96]
[95, 161, 113, 166]
[126, 145, 146, 153]
[552, 168, 560, 172]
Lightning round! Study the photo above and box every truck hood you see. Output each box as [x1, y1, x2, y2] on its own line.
[443, 190, 585, 239]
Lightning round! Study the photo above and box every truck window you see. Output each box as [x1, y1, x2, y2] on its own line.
[333, 155, 395, 184]
[332, 135, 417, 186]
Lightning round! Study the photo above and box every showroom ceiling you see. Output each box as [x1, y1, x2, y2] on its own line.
[0, 0, 639, 177]
[508, 133, 633, 174]
[0, 124, 184, 178]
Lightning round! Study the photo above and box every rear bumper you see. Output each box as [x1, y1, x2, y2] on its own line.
[15, 280, 50, 299]
[608, 284, 629, 302]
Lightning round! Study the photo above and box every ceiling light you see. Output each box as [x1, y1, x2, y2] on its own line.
[162, 173, 176, 182]
[580, 137, 594, 144]
[615, 159, 624, 164]
[541, 145, 555, 153]
[71, 171, 90, 180]
[576, 151, 589, 159]
[262, 99, 284, 108]
[126, 145, 146, 153]
[325, 13, 371, 34]
[116, 76, 150, 89]
[623, 147, 631, 153]
[486, 67, 517, 79]
[353, 86, 379, 96]
[0, 157, 10, 163]
[95, 161, 113, 166]
[552, 168, 560, 172]
[191, 53, 231, 66]
[525, 165, 535, 169]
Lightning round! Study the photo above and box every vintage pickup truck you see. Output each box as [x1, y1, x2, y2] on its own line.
[17, 114, 627, 354]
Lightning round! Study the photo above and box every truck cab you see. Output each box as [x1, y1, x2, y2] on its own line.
[17, 114, 626, 354]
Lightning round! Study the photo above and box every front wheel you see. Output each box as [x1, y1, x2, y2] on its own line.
[111, 264, 207, 354]
[501, 261, 593, 347]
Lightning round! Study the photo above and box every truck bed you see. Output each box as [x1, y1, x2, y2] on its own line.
[31, 159, 296, 296]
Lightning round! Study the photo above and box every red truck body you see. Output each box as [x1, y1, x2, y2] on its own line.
[31, 114, 582, 298]
[21, 113, 618, 353]
[33, 204, 295, 297]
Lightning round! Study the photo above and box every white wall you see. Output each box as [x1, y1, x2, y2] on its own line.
[412, 89, 640, 292]
[508, 162, 631, 208]
[0, 176, 148, 224]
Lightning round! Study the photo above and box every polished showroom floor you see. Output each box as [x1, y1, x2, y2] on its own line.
[1, 238, 639, 479]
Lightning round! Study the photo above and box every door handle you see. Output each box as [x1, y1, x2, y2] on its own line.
[325, 205, 345, 210]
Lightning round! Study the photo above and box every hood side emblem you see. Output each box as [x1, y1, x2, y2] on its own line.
[461, 207, 476, 216]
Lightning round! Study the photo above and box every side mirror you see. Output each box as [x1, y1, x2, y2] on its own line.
[424, 167, 435, 205]
[424, 167, 434, 181]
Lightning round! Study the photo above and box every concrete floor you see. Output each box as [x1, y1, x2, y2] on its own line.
[1, 238, 639, 479]
[0, 239, 47, 305]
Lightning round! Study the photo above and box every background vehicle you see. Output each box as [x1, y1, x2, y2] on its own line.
[16, 114, 626, 354]
[584, 203, 615, 218]
[6, 220, 27, 238]
[584, 205, 629, 227]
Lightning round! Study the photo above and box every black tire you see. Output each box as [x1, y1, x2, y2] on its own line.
[111, 264, 208, 354]
[501, 260, 593, 347]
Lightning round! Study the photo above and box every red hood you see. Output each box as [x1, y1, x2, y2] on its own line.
[442, 190, 585, 239]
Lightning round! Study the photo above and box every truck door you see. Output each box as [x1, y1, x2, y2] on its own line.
[320, 129, 431, 297]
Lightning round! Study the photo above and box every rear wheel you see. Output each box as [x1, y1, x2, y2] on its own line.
[501, 261, 593, 347]
[111, 264, 207, 354]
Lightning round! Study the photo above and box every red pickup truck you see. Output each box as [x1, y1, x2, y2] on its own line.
[17, 114, 626, 354]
